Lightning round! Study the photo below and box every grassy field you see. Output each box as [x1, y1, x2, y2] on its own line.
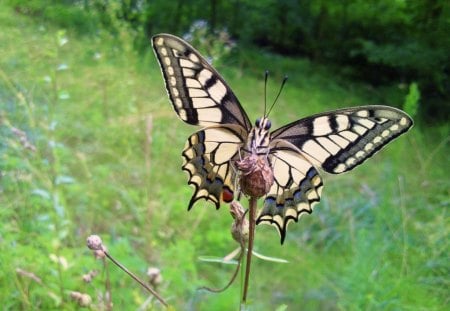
[0, 5, 448, 310]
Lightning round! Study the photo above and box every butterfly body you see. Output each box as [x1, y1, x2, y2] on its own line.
[152, 33, 413, 243]
[246, 117, 272, 154]
[236, 116, 274, 197]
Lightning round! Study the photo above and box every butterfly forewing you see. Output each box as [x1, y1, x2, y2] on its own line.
[152, 34, 252, 130]
[271, 106, 413, 174]
[152, 34, 252, 212]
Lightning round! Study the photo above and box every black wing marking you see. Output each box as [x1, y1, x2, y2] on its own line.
[152, 34, 252, 131]
[271, 106, 413, 174]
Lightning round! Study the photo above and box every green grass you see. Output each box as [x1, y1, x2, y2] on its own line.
[1, 5, 448, 310]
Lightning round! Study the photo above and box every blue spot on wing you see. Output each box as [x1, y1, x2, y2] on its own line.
[306, 167, 317, 179]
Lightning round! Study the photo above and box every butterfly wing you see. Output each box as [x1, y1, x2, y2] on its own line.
[182, 125, 247, 210]
[271, 106, 413, 174]
[257, 140, 323, 244]
[153, 34, 253, 209]
[257, 105, 412, 243]
[152, 34, 252, 130]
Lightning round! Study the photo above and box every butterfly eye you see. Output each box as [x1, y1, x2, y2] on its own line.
[255, 118, 261, 127]
[265, 120, 272, 130]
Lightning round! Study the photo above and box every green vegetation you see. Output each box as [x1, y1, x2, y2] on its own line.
[0, 3, 448, 310]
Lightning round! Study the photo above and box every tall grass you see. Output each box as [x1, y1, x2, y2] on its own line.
[0, 5, 448, 310]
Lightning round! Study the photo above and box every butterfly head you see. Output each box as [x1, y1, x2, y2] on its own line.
[248, 117, 272, 153]
[255, 117, 271, 131]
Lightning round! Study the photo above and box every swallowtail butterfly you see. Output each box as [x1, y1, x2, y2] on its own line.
[152, 34, 413, 244]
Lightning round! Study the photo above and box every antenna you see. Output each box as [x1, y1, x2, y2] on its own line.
[266, 75, 288, 117]
[263, 70, 269, 117]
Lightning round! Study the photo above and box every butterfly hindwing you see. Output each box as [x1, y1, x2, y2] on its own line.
[271, 106, 413, 174]
[256, 140, 323, 243]
[152, 34, 252, 130]
[182, 125, 247, 209]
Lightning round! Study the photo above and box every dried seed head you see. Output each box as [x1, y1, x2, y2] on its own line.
[93, 249, 106, 259]
[70, 291, 92, 307]
[230, 201, 249, 244]
[236, 154, 274, 198]
[147, 267, 163, 287]
[87, 235, 108, 259]
[86, 235, 103, 251]
[82, 270, 98, 283]
[82, 274, 92, 283]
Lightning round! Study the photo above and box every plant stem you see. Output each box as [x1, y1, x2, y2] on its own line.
[242, 196, 257, 303]
[104, 258, 112, 311]
[104, 251, 169, 308]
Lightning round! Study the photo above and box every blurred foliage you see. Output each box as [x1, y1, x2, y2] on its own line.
[403, 82, 420, 120]
[0, 2, 448, 310]
[5, 0, 450, 122]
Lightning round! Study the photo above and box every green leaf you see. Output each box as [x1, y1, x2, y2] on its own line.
[198, 256, 239, 265]
[275, 304, 288, 311]
[403, 82, 420, 119]
[31, 189, 51, 200]
[58, 90, 70, 100]
[251, 250, 288, 263]
[55, 175, 75, 185]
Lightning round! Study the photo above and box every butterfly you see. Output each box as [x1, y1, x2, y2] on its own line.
[152, 33, 413, 244]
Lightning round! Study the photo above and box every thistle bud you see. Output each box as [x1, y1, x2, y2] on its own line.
[147, 267, 163, 288]
[236, 154, 274, 198]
